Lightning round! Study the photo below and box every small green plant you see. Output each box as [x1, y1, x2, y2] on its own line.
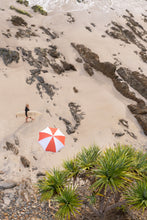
[16, 0, 29, 7]
[10, 5, 32, 17]
[31, 5, 47, 16]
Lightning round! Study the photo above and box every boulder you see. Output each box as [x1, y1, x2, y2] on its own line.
[11, 15, 27, 26]
[117, 67, 147, 99]
[50, 63, 64, 74]
[0, 181, 17, 190]
[61, 61, 77, 71]
[20, 156, 30, 168]
[83, 63, 94, 76]
[135, 114, 147, 135]
[0, 48, 19, 65]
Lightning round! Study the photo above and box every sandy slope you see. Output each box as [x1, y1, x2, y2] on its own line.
[0, 0, 146, 183]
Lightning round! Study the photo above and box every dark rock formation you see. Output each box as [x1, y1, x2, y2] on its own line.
[61, 61, 77, 71]
[0, 48, 19, 65]
[15, 28, 38, 38]
[76, 57, 83, 63]
[105, 13, 147, 63]
[50, 63, 64, 74]
[68, 102, 85, 129]
[83, 63, 94, 76]
[135, 115, 147, 135]
[71, 43, 116, 78]
[71, 43, 147, 135]
[3, 142, 19, 155]
[59, 117, 76, 134]
[40, 26, 59, 39]
[128, 104, 147, 135]
[48, 48, 60, 58]
[117, 67, 147, 99]
[11, 16, 27, 26]
[59, 102, 84, 134]
[20, 156, 30, 168]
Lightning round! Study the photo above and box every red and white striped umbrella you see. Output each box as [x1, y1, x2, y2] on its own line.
[38, 127, 65, 152]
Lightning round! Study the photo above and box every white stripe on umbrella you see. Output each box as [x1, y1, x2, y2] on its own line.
[54, 137, 65, 152]
[40, 127, 53, 135]
[38, 136, 52, 151]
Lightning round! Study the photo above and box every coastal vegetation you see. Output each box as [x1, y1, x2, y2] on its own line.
[31, 5, 48, 16]
[10, 5, 32, 17]
[16, 0, 29, 7]
[38, 144, 147, 219]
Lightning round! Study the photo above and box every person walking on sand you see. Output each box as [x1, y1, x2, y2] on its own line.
[25, 104, 34, 122]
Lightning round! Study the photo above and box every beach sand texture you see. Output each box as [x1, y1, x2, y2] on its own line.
[0, 0, 147, 183]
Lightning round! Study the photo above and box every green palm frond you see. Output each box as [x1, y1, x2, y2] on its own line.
[38, 168, 67, 201]
[132, 151, 147, 176]
[76, 145, 100, 170]
[124, 179, 147, 211]
[92, 146, 135, 193]
[63, 158, 79, 179]
[55, 186, 82, 220]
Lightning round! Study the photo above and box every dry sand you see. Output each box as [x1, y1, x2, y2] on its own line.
[0, 0, 147, 183]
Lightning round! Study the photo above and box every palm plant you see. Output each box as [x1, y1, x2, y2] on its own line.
[92, 146, 134, 193]
[55, 186, 82, 220]
[38, 168, 67, 201]
[124, 179, 147, 211]
[63, 158, 79, 185]
[76, 145, 100, 170]
[132, 151, 147, 176]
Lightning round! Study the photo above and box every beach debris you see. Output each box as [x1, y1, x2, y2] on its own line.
[66, 12, 75, 23]
[85, 26, 92, 32]
[20, 156, 30, 168]
[119, 119, 129, 128]
[36, 172, 46, 177]
[0, 48, 19, 65]
[3, 142, 19, 155]
[124, 130, 137, 139]
[38, 127, 65, 152]
[73, 87, 78, 93]
[114, 132, 125, 137]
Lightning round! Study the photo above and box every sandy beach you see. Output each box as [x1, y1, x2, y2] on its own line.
[0, 0, 147, 186]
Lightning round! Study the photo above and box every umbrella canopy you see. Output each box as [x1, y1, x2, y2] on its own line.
[38, 127, 65, 152]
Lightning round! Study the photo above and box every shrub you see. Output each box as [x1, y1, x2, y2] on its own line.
[31, 5, 47, 16]
[10, 5, 32, 17]
[16, 0, 29, 7]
